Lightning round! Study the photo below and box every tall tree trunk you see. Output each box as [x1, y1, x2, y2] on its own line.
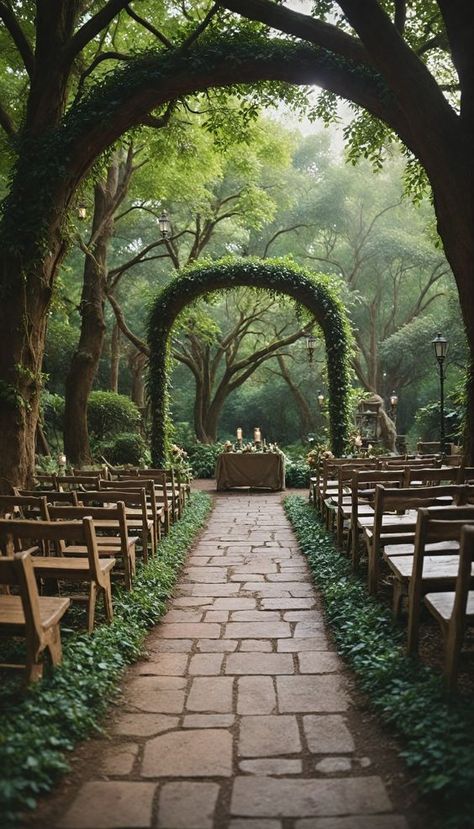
[110, 322, 120, 393]
[129, 348, 146, 408]
[0, 248, 62, 491]
[63, 171, 118, 466]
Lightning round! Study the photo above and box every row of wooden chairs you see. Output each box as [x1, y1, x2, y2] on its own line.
[0, 464, 192, 683]
[310, 455, 474, 690]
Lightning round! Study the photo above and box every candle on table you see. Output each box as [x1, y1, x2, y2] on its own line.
[236, 427, 243, 441]
[254, 427, 261, 443]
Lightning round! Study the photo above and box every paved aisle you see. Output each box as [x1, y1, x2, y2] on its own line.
[50, 493, 410, 829]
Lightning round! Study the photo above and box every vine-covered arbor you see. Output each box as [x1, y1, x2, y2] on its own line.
[148, 259, 353, 462]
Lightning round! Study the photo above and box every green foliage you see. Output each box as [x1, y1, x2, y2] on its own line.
[96, 431, 149, 466]
[283, 456, 311, 488]
[87, 391, 141, 440]
[148, 258, 352, 463]
[187, 443, 225, 478]
[284, 496, 474, 829]
[41, 391, 65, 446]
[0, 492, 211, 828]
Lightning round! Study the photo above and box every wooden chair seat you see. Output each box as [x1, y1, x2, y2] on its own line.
[0, 594, 70, 629]
[424, 590, 474, 623]
[386, 553, 474, 582]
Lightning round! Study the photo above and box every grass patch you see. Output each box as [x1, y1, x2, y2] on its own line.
[284, 495, 474, 829]
[0, 491, 211, 827]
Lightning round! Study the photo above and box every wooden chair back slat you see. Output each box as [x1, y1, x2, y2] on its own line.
[16, 489, 79, 505]
[0, 551, 44, 654]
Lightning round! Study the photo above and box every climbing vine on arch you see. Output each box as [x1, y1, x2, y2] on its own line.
[147, 258, 353, 463]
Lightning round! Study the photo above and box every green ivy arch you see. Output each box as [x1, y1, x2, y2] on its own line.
[148, 258, 353, 463]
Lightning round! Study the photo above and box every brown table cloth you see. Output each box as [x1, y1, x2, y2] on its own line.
[215, 452, 285, 491]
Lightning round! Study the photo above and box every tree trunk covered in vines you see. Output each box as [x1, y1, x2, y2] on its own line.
[63, 180, 112, 466]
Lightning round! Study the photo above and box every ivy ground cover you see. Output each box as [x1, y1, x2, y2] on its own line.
[284, 495, 474, 829]
[0, 491, 211, 828]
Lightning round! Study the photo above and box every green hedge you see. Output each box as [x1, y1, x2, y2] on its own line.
[284, 496, 474, 829]
[87, 391, 141, 440]
[0, 492, 211, 828]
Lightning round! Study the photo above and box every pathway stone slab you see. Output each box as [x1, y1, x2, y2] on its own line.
[298, 653, 342, 673]
[126, 676, 186, 714]
[303, 715, 355, 754]
[239, 715, 301, 756]
[142, 729, 233, 777]
[113, 713, 178, 737]
[158, 623, 221, 639]
[189, 653, 224, 675]
[158, 782, 219, 828]
[277, 676, 348, 712]
[187, 676, 234, 712]
[136, 653, 188, 675]
[230, 776, 392, 817]
[237, 676, 276, 714]
[183, 714, 235, 728]
[224, 622, 291, 639]
[226, 653, 294, 675]
[239, 639, 273, 652]
[59, 781, 156, 828]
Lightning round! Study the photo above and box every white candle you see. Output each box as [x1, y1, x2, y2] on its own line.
[236, 427, 243, 440]
[254, 427, 261, 443]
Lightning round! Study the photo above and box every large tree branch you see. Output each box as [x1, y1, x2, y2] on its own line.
[124, 4, 173, 49]
[106, 291, 150, 356]
[221, 0, 370, 65]
[64, 0, 131, 65]
[64, 38, 416, 200]
[0, 2, 35, 76]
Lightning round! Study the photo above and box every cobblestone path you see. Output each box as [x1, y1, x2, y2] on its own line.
[46, 493, 412, 829]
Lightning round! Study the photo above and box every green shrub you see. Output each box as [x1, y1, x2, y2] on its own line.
[96, 432, 149, 465]
[187, 442, 224, 478]
[0, 492, 211, 828]
[87, 391, 141, 440]
[41, 391, 65, 445]
[284, 457, 310, 488]
[284, 496, 474, 829]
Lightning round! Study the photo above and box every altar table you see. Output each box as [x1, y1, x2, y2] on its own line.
[215, 452, 285, 492]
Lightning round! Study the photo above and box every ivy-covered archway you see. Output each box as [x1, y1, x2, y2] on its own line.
[148, 258, 353, 463]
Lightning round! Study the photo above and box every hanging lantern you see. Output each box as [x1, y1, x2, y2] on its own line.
[158, 209, 171, 238]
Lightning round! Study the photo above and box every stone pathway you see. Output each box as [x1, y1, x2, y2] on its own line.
[39, 492, 416, 829]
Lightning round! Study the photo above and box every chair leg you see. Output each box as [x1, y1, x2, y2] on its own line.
[368, 544, 379, 594]
[47, 624, 63, 667]
[103, 578, 114, 624]
[25, 640, 43, 684]
[392, 580, 404, 620]
[87, 581, 97, 633]
[142, 525, 149, 565]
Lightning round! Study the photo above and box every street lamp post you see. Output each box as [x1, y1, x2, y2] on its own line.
[158, 210, 171, 238]
[306, 335, 317, 364]
[432, 333, 448, 454]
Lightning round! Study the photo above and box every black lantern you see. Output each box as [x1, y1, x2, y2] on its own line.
[306, 335, 317, 363]
[158, 209, 171, 238]
[389, 390, 398, 425]
[431, 333, 448, 453]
